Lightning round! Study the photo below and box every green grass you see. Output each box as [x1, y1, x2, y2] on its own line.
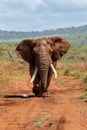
[82, 74, 87, 89]
[78, 91, 87, 102]
[33, 116, 48, 126]
[55, 78, 67, 87]
[76, 74, 87, 101]
[64, 68, 82, 78]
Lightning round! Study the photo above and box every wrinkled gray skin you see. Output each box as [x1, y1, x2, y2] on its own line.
[16, 36, 70, 96]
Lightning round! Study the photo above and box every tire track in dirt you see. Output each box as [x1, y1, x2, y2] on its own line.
[6, 98, 40, 130]
[0, 97, 43, 130]
[41, 77, 87, 130]
[53, 76, 87, 130]
[57, 95, 72, 130]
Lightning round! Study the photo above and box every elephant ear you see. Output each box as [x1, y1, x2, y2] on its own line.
[15, 39, 34, 64]
[50, 36, 70, 61]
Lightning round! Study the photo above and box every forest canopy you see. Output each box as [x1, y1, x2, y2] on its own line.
[0, 25, 87, 44]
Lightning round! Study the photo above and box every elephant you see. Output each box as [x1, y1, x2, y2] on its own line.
[15, 36, 70, 97]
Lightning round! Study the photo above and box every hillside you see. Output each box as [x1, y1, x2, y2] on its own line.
[0, 25, 87, 44]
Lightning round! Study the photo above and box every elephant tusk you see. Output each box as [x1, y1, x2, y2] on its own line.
[50, 64, 57, 78]
[30, 67, 38, 83]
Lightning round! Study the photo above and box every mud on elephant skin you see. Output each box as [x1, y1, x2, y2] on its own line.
[16, 36, 70, 96]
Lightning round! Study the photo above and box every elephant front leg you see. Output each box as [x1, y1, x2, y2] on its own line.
[29, 65, 41, 96]
[32, 73, 42, 96]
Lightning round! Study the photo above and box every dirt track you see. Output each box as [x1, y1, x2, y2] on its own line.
[0, 76, 87, 130]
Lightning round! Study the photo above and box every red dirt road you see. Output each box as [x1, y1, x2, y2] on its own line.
[0, 76, 87, 130]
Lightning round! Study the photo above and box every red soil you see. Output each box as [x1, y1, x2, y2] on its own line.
[0, 76, 87, 130]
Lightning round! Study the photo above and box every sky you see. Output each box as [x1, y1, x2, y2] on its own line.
[0, 0, 87, 31]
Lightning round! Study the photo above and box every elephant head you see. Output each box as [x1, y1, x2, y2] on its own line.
[16, 36, 70, 96]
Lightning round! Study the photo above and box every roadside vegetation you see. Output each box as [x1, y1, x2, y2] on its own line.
[0, 41, 28, 88]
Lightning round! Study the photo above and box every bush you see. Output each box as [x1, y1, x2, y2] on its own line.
[82, 74, 87, 90]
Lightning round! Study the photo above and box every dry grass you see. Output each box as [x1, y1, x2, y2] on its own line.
[0, 61, 28, 88]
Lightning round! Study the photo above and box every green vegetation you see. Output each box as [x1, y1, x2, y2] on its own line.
[78, 74, 87, 101]
[78, 91, 87, 102]
[0, 41, 28, 88]
[55, 44, 87, 101]
[0, 25, 87, 44]
[82, 74, 87, 90]
[55, 77, 70, 87]
[34, 116, 48, 126]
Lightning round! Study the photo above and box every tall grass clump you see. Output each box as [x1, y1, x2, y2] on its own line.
[79, 74, 87, 102]
[82, 74, 87, 90]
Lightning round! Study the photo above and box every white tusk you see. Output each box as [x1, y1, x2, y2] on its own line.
[50, 64, 57, 78]
[30, 67, 38, 83]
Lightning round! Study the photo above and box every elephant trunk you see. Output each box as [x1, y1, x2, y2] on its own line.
[36, 48, 49, 91]
[39, 64, 49, 92]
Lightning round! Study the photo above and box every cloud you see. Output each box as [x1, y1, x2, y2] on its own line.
[1, 0, 87, 15]
[0, 0, 87, 31]
[42, 0, 87, 13]
[22, 0, 44, 10]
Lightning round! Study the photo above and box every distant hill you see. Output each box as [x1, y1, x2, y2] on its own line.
[0, 25, 87, 44]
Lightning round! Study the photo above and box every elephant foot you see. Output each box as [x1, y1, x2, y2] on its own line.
[32, 85, 48, 97]
[38, 91, 49, 97]
[33, 85, 41, 96]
